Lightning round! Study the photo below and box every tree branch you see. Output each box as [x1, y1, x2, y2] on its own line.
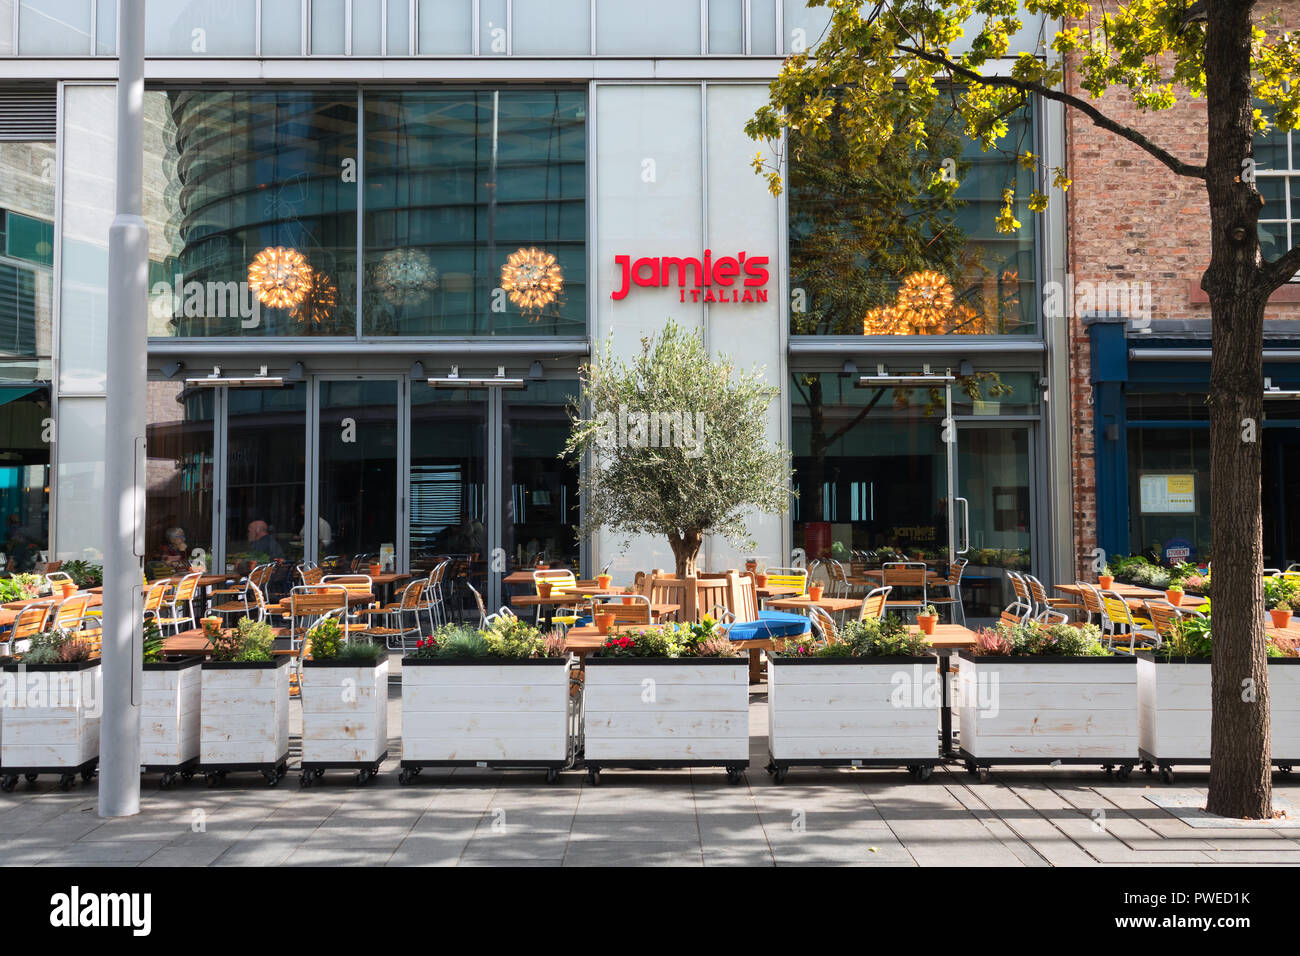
[895, 44, 1207, 180]
[1260, 244, 1300, 292]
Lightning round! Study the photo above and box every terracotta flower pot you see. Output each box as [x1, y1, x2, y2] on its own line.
[808, 584, 824, 602]
[595, 612, 615, 634]
[597, 574, 612, 590]
[536, 562, 548, 570]
[917, 614, 938, 636]
[538, 581, 553, 599]
[755, 573, 769, 589]
[745, 560, 758, 573]
[368, 563, 382, 577]
[201, 617, 223, 638]
[1271, 608, 1293, 630]
[1098, 575, 1114, 590]
[1165, 589, 1184, 606]
[60, 582, 77, 598]
[622, 596, 634, 605]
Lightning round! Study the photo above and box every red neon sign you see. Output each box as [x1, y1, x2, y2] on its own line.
[611, 250, 770, 304]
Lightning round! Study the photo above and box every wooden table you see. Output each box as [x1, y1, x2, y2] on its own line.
[756, 584, 804, 599]
[161, 628, 213, 658]
[503, 569, 572, 586]
[274, 592, 376, 611]
[908, 623, 978, 755]
[766, 595, 861, 614]
[853, 570, 942, 583]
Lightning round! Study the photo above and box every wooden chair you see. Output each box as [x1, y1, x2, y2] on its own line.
[1077, 581, 1106, 627]
[642, 571, 688, 623]
[1144, 600, 1191, 644]
[142, 580, 169, 627]
[157, 571, 202, 634]
[4, 604, 49, 656]
[809, 605, 838, 644]
[764, 567, 808, 595]
[929, 558, 967, 625]
[1026, 574, 1079, 623]
[592, 594, 652, 626]
[881, 563, 928, 617]
[858, 585, 891, 621]
[210, 577, 274, 624]
[419, 559, 450, 630]
[1101, 591, 1158, 653]
[357, 578, 428, 650]
[48, 594, 92, 638]
[288, 585, 358, 652]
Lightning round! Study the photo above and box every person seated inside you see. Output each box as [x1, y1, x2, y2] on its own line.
[247, 519, 284, 562]
[160, 526, 189, 572]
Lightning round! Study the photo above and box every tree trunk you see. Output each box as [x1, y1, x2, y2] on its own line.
[668, 530, 704, 577]
[1203, 0, 1271, 819]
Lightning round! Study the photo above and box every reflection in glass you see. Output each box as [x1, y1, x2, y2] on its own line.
[788, 102, 1036, 336]
[504, 380, 580, 571]
[144, 89, 358, 337]
[363, 89, 586, 336]
[145, 381, 214, 579]
[0, 142, 56, 382]
[224, 384, 306, 589]
[957, 426, 1033, 616]
[791, 373, 950, 562]
[0, 385, 50, 572]
[318, 380, 398, 570]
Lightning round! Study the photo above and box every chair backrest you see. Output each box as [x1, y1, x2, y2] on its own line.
[999, 609, 1027, 627]
[249, 563, 274, 588]
[45, 571, 73, 586]
[632, 570, 646, 594]
[298, 564, 324, 587]
[1008, 572, 1031, 603]
[765, 567, 808, 592]
[721, 570, 761, 623]
[691, 575, 732, 623]
[322, 574, 372, 595]
[143, 580, 168, 613]
[427, 559, 449, 587]
[1078, 582, 1105, 617]
[171, 572, 202, 602]
[291, 585, 349, 617]
[1026, 575, 1050, 608]
[859, 586, 891, 620]
[11, 604, 49, 641]
[593, 594, 651, 626]
[466, 581, 489, 626]
[397, 578, 427, 610]
[533, 569, 576, 594]
[51, 594, 90, 632]
[809, 605, 838, 644]
[1102, 592, 1139, 628]
[1145, 600, 1183, 640]
[947, 558, 968, 585]
[881, 563, 928, 589]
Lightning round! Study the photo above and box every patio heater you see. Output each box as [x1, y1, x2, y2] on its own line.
[100, 0, 147, 817]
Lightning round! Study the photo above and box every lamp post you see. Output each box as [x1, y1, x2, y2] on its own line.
[99, 0, 147, 818]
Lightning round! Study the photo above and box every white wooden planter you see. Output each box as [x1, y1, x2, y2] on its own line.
[1137, 654, 1300, 780]
[141, 659, 202, 787]
[956, 653, 1139, 780]
[199, 657, 290, 786]
[582, 658, 749, 784]
[399, 657, 572, 784]
[300, 657, 389, 785]
[0, 660, 101, 790]
[767, 656, 940, 782]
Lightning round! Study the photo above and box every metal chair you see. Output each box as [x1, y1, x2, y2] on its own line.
[155, 571, 202, 635]
[1025, 574, 1070, 624]
[930, 558, 967, 625]
[881, 562, 928, 617]
[1101, 591, 1160, 652]
[858, 585, 891, 621]
[357, 578, 428, 651]
[4, 604, 49, 657]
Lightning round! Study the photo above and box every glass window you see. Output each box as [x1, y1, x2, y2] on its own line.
[0, 1, 14, 54]
[708, 0, 742, 53]
[260, 0, 303, 55]
[417, 0, 471, 53]
[597, 0, 700, 54]
[94, 0, 113, 53]
[386, 0, 409, 53]
[144, 89, 358, 338]
[0, 385, 50, 573]
[958, 424, 1033, 614]
[789, 100, 1037, 336]
[479, 0, 506, 54]
[504, 379, 579, 570]
[318, 379, 398, 568]
[353, 0, 382, 54]
[951, 371, 1040, 416]
[0, 142, 56, 383]
[783, 0, 829, 53]
[53, 396, 103, 560]
[513, 0, 588, 55]
[1127, 425, 1210, 565]
[750, 0, 775, 54]
[310, 0, 345, 52]
[225, 383, 306, 579]
[20, 0, 91, 54]
[363, 89, 586, 336]
[146, 0, 257, 55]
[1256, 110, 1300, 271]
[145, 381, 215, 579]
[410, 387, 487, 590]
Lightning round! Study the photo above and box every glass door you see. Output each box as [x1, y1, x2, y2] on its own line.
[316, 377, 401, 572]
[956, 423, 1034, 619]
[502, 379, 580, 571]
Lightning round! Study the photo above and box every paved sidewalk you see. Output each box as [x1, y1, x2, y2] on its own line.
[3, 686, 1300, 866]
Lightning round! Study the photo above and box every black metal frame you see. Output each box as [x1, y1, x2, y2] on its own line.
[398, 758, 568, 785]
[0, 756, 98, 792]
[198, 753, 289, 787]
[301, 751, 388, 786]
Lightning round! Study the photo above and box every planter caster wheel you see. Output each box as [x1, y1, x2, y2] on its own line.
[1102, 764, 1113, 776]
[204, 772, 221, 788]
[587, 769, 601, 787]
[773, 767, 788, 785]
[181, 770, 194, 783]
[314, 768, 325, 778]
[545, 768, 559, 784]
[1160, 767, 1175, 784]
[24, 773, 38, 783]
[276, 764, 287, 780]
[1279, 765, 1293, 775]
[299, 771, 313, 788]
[58, 774, 75, 791]
[725, 767, 744, 785]
[398, 768, 415, 786]
[964, 760, 978, 777]
[160, 772, 177, 790]
[1115, 765, 1132, 782]
[910, 765, 933, 782]
[263, 769, 279, 787]
[357, 769, 377, 785]
[81, 769, 96, 784]
[1142, 761, 1155, 775]
[764, 762, 777, 776]
[1, 775, 17, 792]
[977, 768, 990, 784]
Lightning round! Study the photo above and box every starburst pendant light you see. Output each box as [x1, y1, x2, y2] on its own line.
[895, 270, 955, 334]
[248, 246, 313, 310]
[501, 247, 563, 319]
[292, 270, 338, 326]
[375, 248, 437, 306]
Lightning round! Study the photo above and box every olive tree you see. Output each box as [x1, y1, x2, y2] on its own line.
[564, 321, 793, 576]
[748, 0, 1300, 818]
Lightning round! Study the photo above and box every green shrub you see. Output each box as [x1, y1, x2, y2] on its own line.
[142, 619, 164, 664]
[308, 617, 344, 659]
[336, 640, 387, 663]
[431, 627, 492, 659]
[210, 616, 275, 662]
[21, 631, 61, 664]
[480, 617, 545, 659]
[980, 620, 1109, 657]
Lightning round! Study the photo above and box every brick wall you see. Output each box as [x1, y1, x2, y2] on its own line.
[1064, 4, 1300, 578]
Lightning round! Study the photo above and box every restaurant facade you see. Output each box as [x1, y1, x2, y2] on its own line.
[0, 0, 1073, 612]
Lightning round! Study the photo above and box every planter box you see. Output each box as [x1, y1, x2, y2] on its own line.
[582, 657, 749, 783]
[300, 657, 389, 785]
[399, 657, 571, 783]
[0, 660, 101, 790]
[199, 657, 290, 785]
[956, 653, 1139, 779]
[767, 657, 939, 782]
[1137, 654, 1300, 779]
[141, 658, 202, 785]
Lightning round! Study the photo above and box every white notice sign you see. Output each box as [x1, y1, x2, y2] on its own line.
[1139, 474, 1196, 514]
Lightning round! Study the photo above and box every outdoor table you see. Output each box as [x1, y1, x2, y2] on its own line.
[755, 584, 803, 599]
[274, 591, 375, 610]
[908, 623, 978, 757]
[503, 568, 571, 586]
[368, 571, 412, 604]
[1055, 582, 1164, 599]
[765, 595, 860, 614]
[162, 628, 213, 659]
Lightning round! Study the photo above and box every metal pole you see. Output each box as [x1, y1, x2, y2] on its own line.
[99, 0, 147, 818]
